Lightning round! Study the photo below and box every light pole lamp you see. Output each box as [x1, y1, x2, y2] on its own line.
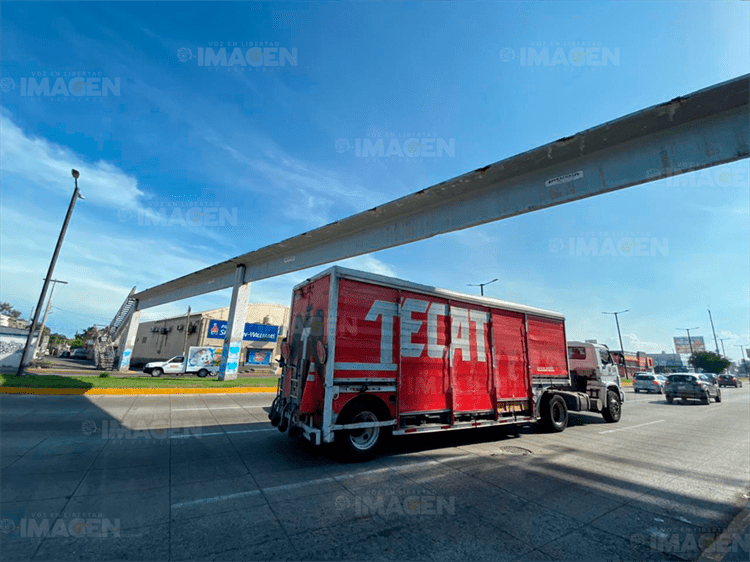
[602, 310, 629, 360]
[17, 170, 84, 375]
[467, 278, 497, 297]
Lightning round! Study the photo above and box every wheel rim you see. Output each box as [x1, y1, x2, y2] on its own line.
[609, 395, 621, 418]
[551, 401, 564, 425]
[348, 411, 380, 451]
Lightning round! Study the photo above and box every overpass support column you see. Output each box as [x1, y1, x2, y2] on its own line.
[219, 265, 251, 381]
[117, 308, 141, 372]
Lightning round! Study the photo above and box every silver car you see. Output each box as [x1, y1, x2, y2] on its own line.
[633, 372, 664, 394]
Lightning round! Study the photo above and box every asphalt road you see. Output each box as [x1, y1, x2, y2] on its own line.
[1, 386, 748, 561]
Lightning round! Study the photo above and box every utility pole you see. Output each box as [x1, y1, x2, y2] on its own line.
[31, 279, 68, 359]
[182, 306, 191, 359]
[17, 170, 84, 375]
[707, 309, 719, 354]
[677, 327, 700, 355]
[467, 278, 497, 296]
[718, 337, 729, 357]
[603, 310, 629, 357]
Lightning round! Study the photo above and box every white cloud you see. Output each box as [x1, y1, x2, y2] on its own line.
[0, 110, 147, 211]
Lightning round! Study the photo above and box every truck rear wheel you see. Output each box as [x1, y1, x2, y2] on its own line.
[602, 390, 621, 423]
[335, 403, 388, 462]
[151, 368, 163, 378]
[539, 395, 568, 433]
[197, 369, 209, 378]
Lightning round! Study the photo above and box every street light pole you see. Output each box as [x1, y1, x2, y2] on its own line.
[17, 170, 84, 376]
[707, 309, 719, 354]
[718, 337, 729, 357]
[182, 306, 191, 359]
[467, 278, 498, 297]
[677, 327, 700, 355]
[31, 279, 68, 359]
[602, 310, 629, 358]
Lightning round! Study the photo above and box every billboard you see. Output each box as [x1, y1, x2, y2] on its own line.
[207, 320, 279, 342]
[673, 336, 706, 354]
[246, 348, 272, 366]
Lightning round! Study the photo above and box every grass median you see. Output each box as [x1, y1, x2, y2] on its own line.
[0, 374, 278, 390]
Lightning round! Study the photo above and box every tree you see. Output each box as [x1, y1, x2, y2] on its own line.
[689, 351, 731, 374]
[69, 337, 86, 349]
[0, 302, 22, 318]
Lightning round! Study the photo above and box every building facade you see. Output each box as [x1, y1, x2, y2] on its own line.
[647, 352, 686, 371]
[611, 350, 654, 378]
[129, 303, 290, 369]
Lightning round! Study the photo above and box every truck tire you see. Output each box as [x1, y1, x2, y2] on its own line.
[539, 395, 568, 433]
[715, 389, 722, 403]
[197, 369, 209, 378]
[335, 403, 388, 462]
[151, 368, 163, 378]
[602, 390, 621, 423]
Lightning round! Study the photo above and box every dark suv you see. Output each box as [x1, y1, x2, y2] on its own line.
[665, 373, 722, 404]
[718, 374, 743, 388]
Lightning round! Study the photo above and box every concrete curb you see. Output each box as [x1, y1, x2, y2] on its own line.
[0, 387, 277, 395]
[697, 497, 750, 562]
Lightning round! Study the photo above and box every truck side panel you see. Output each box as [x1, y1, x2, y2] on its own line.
[527, 316, 568, 378]
[450, 303, 493, 413]
[334, 279, 399, 382]
[397, 291, 450, 414]
[492, 310, 530, 404]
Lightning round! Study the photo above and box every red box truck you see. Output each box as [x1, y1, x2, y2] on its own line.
[270, 267, 623, 460]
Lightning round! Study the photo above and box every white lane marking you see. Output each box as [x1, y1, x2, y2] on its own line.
[172, 405, 269, 411]
[599, 419, 665, 434]
[172, 406, 244, 411]
[172, 454, 475, 509]
[173, 489, 262, 508]
[169, 428, 275, 439]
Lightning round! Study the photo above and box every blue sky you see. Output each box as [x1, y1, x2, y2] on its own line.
[1, 2, 748, 361]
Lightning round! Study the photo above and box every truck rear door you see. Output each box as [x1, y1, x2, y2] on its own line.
[285, 275, 331, 408]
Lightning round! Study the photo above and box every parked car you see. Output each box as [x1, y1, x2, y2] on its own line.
[665, 373, 721, 404]
[718, 374, 743, 388]
[633, 372, 665, 394]
[71, 348, 88, 360]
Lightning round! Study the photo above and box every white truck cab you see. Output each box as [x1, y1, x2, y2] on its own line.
[567, 341, 625, 418]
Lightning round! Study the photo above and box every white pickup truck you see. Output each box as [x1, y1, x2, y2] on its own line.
[143, 346, 221, 378]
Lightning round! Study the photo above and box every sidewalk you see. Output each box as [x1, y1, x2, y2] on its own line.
[698, 495, 750, 562]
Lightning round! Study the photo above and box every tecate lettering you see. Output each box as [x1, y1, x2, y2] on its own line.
[366, 298, 489, 367]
